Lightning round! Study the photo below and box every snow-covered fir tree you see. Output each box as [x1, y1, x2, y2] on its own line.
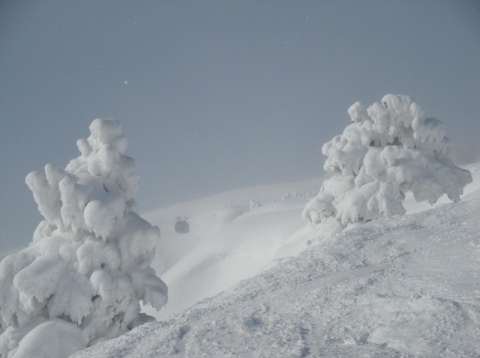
[0, 119, 167, 358]
[303, 94, 472, 236]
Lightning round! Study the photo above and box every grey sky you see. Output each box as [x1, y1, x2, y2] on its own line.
[1, 0, 479, 252]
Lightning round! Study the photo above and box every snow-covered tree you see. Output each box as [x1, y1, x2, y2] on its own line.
[303, 94, 472, 235]
[0, 119, 167, 357]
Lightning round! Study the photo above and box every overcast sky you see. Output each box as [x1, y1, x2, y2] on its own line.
[1, 0, 479, 252]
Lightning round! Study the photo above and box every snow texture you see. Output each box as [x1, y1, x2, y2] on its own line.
[0, 119, 167, 358]
[303, 94, 472, 236]
[71, 165, 480, 357]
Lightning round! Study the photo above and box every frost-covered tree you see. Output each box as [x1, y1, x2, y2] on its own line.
[0, 119, 167, 357]
[303, 94, 472, 235]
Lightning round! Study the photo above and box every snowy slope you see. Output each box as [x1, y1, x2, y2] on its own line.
[142, 179, 322, 319]
[71, 164, 480, 358]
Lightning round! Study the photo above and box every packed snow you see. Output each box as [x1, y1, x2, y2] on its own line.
[71, 163, 480, 358]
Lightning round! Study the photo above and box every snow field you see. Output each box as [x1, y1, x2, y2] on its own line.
[142, 180, 321, 319]
[71, 164, 479, 357]
[72, 178, 480, 357]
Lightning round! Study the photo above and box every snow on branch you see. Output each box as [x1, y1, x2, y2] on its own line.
[0, 119, 167, 358]
[304, 94, 472, 236]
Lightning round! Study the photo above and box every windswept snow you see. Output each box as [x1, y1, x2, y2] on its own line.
[71, 164, 480, 358]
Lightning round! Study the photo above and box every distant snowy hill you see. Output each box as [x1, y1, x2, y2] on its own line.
[71, 164, 480, 358]
[143, 179, 322, 319]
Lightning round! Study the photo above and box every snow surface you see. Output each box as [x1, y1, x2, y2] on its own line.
[142, 180, 321, 320]
[70, 163, 480, 358]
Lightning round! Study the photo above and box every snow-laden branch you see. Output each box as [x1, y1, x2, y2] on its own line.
[304, 94, 472, 236]
[0, 119, 167, 358]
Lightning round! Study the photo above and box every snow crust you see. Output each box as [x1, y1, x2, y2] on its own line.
[0, 119, 167, 357]
[303, 94, 472, 236]
[72, 164, 480, 358]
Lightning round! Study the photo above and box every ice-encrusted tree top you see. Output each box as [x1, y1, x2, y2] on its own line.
[303, 94, 472, 235]
[0, 119, 167, 358]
